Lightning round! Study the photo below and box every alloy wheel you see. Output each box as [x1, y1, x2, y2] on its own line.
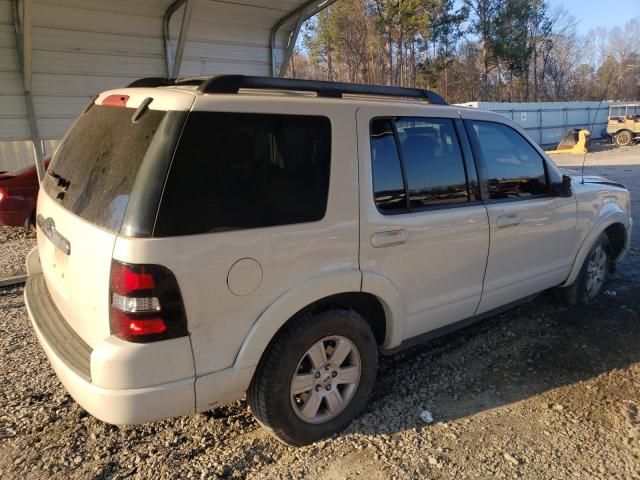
[585, 245, 607, 297]
[290, 336, 361, 424]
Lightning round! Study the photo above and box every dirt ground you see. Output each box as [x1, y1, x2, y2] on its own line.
[0, 143, 639, 479]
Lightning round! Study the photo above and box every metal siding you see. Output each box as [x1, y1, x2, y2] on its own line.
[459, 101, 627, 145]
[0, 1, 31, 145]
[0, 0, 325, 170]
[0, 141, 36, 173]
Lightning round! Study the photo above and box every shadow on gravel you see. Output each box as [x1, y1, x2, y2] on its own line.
[587, 140, 618, 154]
[357, 280, 640, 435]
[348, 163, 640, 437]
[1, 164, 638, 480]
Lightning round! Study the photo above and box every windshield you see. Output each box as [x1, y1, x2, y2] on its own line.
[42, 104, 167, 232]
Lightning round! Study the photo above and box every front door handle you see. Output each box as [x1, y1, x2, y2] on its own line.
[371, 229, 409, 248]
[496, 213, 520, 228]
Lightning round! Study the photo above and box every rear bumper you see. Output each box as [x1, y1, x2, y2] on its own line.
[24, 252, 196, 424]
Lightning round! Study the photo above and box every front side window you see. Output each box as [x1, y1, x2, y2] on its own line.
[155, 112, 331, 236]
[468, 121, 548, 199]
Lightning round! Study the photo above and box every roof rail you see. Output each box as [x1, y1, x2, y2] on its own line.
[127, 77, 206, 88]
[125, 75, 448, 105]
[198, 75, 448, 104]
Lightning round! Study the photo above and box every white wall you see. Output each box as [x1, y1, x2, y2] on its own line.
[0, 0, 304, 171]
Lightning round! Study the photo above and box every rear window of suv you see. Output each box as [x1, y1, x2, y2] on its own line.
[154, 112, 331, 236]
[43, 104, 167, 231]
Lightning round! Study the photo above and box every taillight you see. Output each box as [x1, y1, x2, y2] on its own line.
[0, 187, 7, 203]
[109, 260, 188, 343]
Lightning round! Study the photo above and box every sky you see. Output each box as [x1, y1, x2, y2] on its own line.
[545, 0, 639, 34]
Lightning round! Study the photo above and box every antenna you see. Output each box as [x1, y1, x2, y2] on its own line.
[581, 66, 618, 184]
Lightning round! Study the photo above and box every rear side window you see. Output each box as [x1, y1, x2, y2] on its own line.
[468, 121, 548, 199]
[370, 117, 469, 213]
[155, 112, 331, 236]
[43, 105, 167, 231]
[395, 118, 469, 208]
[371, 119, 406, 212]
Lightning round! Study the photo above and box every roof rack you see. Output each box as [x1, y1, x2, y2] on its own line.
[126, 75, 447, 105]
[127, 77, 207, 88]
[198, 75, 448, 104]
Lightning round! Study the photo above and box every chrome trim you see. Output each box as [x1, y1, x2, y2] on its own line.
[36, 214, 71, 255]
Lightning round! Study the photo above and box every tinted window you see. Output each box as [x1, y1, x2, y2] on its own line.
[395, 118, 469, 208]
[43, 105, 167, 231]
[469, 121, 548, 199]
[371, 119, 406, 212]
[155, 112, 331, 236]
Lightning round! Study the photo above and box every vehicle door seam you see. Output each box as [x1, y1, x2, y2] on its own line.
[355, 106, 363, 291]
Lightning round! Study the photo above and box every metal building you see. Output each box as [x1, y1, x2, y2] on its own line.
[1, 0, 335, 173]
[459, 101, 628, 146]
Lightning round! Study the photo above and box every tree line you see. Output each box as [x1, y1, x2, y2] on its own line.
[287, 0, 640, 103]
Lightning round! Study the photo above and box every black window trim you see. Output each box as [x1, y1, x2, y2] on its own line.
[462, 119, 553, 204]
[389, 118, 412, 211]
[369, 115, 480, 216]
[153, 110, 333, 237]
[453, 118, 481, 202]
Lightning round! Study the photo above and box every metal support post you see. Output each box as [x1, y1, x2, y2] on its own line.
[12, 0, 45, 182]
[163, 0, 192, 79]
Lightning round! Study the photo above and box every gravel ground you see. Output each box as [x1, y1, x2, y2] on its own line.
[0, 226, 35, 278]
[0, 145, 638, 479]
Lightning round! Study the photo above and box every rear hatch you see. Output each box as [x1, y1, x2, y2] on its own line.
[37, 88, 194, 347]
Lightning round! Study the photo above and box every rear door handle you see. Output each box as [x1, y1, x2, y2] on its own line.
[496, 213, 520, 228]
[371, 229, 409, 248]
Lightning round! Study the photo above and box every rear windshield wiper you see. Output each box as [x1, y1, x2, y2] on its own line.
[47, 170, 70, 191]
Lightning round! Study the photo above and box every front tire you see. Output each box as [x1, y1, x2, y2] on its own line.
[248, 309, 378, 446]
[614, 130, 633, 147]
[559, 233, 611, 305]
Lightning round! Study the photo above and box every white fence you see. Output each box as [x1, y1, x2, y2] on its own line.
[458, 101, 632, 146]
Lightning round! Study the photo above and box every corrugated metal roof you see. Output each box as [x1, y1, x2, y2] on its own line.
[0, 1, 30, 142]
[1, 0, 329, 156]
[1, 0, 332, 170]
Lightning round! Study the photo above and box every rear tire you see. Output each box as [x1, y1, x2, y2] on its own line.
[614, 130, 633, 147]
[248, 309, 378, 446]
[558, 233, 611, 305]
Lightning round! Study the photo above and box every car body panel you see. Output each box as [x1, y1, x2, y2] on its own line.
[36, 190, 117, 347]
[0, 160, 49, 227]
[112, 95, 361, 378]
[356, 104, 490, 343]
[561, 179, 632, 286]
[24, 85, 633, 425]
[477, 195, 577, 313]
[36, 90, 196, 353]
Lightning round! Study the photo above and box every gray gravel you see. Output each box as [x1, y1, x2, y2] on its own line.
[0, 226, 36, 278]
[0, 147, 639, 479]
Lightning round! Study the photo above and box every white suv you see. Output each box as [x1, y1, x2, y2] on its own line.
[25, 75, 632, 446]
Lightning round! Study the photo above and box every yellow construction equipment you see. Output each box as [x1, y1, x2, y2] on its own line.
[545, 129, 590, 154]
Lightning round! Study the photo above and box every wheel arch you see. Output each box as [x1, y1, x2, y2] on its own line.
[233, 270, 402, 371]
[605, 222, 628, 261]
[562, 212, 630, 286]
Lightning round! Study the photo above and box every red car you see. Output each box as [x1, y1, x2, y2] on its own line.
[0, 158, 49, 227]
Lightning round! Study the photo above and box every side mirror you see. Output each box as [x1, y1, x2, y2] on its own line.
[554, 174, 573, 197]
